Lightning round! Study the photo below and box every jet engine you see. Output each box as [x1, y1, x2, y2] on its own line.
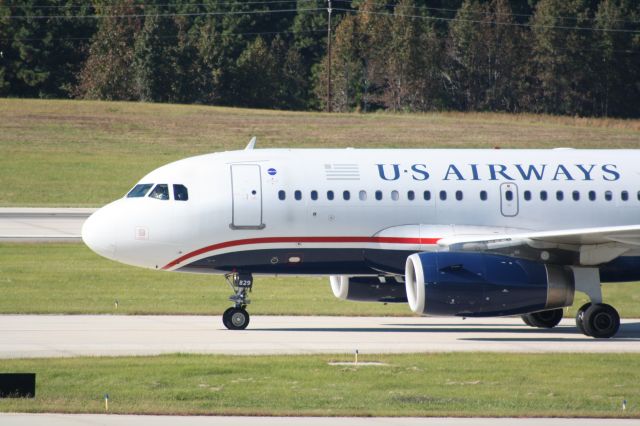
[329, 275, 407, 303]
[404, 252, 574, 316]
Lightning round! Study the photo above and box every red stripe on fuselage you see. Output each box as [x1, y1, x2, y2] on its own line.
[162, 236, 441, 270]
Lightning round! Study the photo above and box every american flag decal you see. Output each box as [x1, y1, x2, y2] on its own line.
[325, 163, 360, 180]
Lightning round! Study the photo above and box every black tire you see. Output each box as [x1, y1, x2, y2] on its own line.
[582, 303, 620, 339]
[226, 307, 250, 330]
[521, 314, 534, 327]
[575, 303, 592, 336]
[222, 307, 234, 329]
[526, 308, 564, 328]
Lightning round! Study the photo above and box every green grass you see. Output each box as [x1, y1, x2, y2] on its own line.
[0, 353, 638, 417]
[1, 242, 639, 317]
[0, 242, 407, 316]
[1, 98, 639, 206]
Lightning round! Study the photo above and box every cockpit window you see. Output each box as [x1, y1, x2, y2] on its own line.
[148, 184, 169, 200]
[174, 184, 189, 201]
[127, 183, 153, 198]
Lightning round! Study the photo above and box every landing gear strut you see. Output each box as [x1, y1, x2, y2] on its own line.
[222, 273, 252, 330]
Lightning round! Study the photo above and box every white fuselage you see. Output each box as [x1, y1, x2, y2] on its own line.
[82, 148, 640, 275]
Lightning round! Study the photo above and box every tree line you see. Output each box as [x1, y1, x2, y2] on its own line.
[1, 0, 639, 117]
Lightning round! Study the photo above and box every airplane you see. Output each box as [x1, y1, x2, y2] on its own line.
[81, 138, 640, 338]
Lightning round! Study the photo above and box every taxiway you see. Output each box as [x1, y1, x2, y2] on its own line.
[1, 315, 638, 359]
[0, 208, 93, 242]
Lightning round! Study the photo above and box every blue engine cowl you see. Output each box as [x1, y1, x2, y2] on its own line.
[405, 252, 575, 317]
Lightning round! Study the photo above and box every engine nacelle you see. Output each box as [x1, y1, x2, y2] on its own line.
[330, 275, 407, 303]
[405, 252, 574, 316]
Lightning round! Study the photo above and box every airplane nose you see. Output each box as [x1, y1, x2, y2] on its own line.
[82, 207, 117, 259]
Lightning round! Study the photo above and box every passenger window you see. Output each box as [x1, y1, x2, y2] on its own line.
[540, 191, 548, 201]
[311, 190, 318, 201]
[621, 191, 629, 201]
[343, 190, 350, 201]
[294, 190, 302, 201]
[480, 190, 488, 201]
[375, 190, 383, 201]
[505, 190, 513, 201]
[605, 190, 613, 201]
[391, 190, 399, 201]
[149, 184, 169, 200]
[556, 191, 564, 201]
[572, 191, 579, 201]
[407, 190, 415, 201]
[359, 190, 367, 201]
[278, 190, 286, 201]
[173, 184, 189, 201]
[439, 190, 447, 201]
[523, 190, 531, 201]
[455, 190, 463, 201]
[127, 183, 153, 198]
[327, 190, 334, 201]
[423, 191, 431, 201]
[589, 191, 596, 201]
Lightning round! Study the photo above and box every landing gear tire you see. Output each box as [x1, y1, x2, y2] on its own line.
[222, 273, 253, 330]
[522, 308, 563, 328]
[222, 307, 234, 329]
[223, 307, 250, 330]
[582, 303, 620, 339]
[575, 303, 592, 336]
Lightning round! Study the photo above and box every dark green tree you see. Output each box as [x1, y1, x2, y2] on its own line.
[232, 36, 279, 109]
[384, 0, 445, 111]
[446, 0, 489, 110]
[75, 0, 142, 100]
[132, 6, 183, 103]
[530, 0, 598, 115]
[292, 0, 328, 109]
[0, 0, 94, 98]
[315, 13, 361, 111]
[593, 0, 640, 117]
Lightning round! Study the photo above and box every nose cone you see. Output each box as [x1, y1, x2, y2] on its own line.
[82, 207, 117, 260]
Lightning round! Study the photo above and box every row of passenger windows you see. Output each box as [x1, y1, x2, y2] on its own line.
[277, 189, 640, 202]
[523, 190, 636, 202]
[127, 183, 189, 201]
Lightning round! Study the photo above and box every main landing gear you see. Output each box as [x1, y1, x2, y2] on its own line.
[521, 309, 564, 329]
[521, 268, 621, 338]
[575, 303, 620, 339]
[222, 273, 253, 330]
[521, 304, 620, 338]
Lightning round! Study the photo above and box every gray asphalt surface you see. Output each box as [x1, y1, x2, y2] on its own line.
[1, 315, 639, 358]
[0, 414, 637, 426]
[0, 208, 94, 242]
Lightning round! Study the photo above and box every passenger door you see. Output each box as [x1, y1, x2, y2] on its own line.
[230, 164, 265, 229]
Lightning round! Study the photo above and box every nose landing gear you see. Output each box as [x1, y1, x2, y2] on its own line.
[222, 273, 253, 330]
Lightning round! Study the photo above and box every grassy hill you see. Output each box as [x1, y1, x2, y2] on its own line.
[1, 98, 639, 206]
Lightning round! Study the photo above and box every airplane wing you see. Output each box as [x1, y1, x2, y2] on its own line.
[436, 224, 640, 265]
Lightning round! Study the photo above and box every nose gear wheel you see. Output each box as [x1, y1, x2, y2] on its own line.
[222, 273, 253, 330]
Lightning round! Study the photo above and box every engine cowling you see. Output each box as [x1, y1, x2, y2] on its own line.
[330, 276, 407, 303]
[405, 252, 574, 316]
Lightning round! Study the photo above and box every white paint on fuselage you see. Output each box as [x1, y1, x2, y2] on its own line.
[82, 149, 640, 272]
